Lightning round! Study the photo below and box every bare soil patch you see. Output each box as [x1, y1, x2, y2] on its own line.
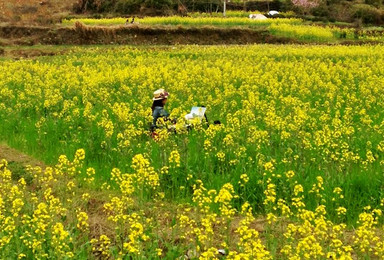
[0, 0, 77, 25]
[7, 48, 65, 58]
[0, 143, 45, 185]
[0, 143, 45, 168]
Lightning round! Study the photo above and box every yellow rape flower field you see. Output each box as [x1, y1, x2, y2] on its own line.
[63, 16, 302, 27]
[62, 17, 384, 43]
[1, 45, 384, 259]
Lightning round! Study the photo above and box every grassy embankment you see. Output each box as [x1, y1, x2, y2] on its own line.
[62, 16, 384, 43]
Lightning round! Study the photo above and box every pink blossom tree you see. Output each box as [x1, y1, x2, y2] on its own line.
[291, 0, 320, 14]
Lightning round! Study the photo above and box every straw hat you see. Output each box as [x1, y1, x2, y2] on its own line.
[153, 89, 169, 101]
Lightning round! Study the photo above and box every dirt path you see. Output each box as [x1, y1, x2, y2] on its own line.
[0, 46, 70, 59]
[0, 143, 45, 167]
[0, 143, 45, 181]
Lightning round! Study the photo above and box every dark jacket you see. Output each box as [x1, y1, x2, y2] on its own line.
[151, 106, 170, 130]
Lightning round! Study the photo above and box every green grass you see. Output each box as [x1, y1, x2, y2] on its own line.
[1, 45, 384, 226]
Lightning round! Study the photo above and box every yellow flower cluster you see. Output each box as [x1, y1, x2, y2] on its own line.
[0, 150, 93, 258]
[2, 45, 384, 258]
[63, 16, 302, 27]
[169, 150, 181, 168]
[1, 147, 384, 258]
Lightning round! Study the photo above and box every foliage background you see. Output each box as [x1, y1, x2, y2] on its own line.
[72, 0, 384, 25]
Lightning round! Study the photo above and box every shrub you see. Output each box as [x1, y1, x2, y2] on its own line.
[115, 0, 141, 14]
[144, 0, 176, 10]
[327, 2, 354, 23]
[311, 4, 330, 18]
[352, 4, 383, 25]
[364, 0, 383, 8]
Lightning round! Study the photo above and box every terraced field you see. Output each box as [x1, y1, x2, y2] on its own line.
[1, 45, 384, 259]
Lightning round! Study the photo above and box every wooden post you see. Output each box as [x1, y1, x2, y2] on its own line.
[223, 0, 226, 17]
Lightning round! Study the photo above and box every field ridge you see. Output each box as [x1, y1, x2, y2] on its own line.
[0, 24, 289, 46]
[0, 143, 45, 169]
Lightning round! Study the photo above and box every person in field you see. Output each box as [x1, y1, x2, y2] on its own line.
[150, 89, 220, 134]
[151, 88, 170, 131]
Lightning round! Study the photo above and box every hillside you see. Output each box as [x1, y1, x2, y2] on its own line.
[0, 0, 77, 24]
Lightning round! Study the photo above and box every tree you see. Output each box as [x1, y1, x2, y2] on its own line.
[291, 0, 320, 14]
[365, 0, 383, 8]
